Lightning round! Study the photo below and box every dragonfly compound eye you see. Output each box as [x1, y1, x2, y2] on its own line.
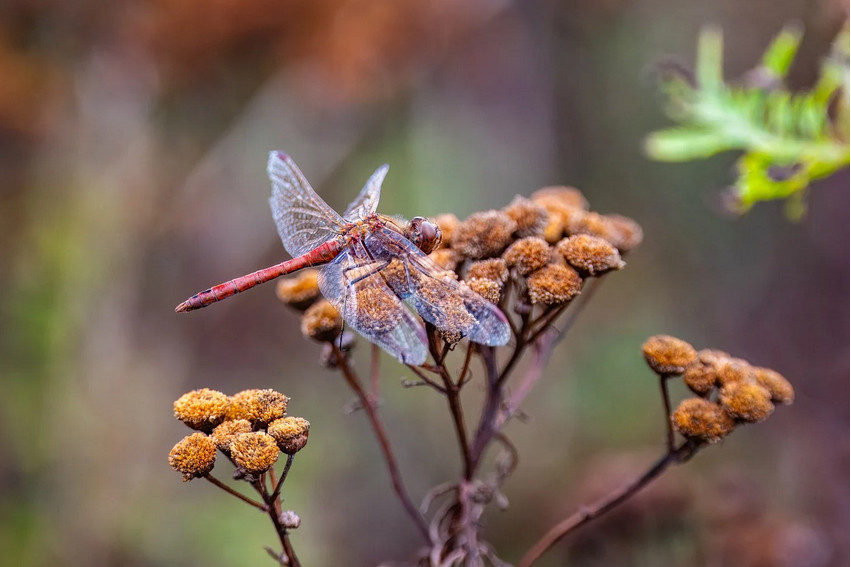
[409, 217, 442, 254]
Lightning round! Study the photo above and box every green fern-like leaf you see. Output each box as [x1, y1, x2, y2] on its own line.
[646, 22, 849, 218]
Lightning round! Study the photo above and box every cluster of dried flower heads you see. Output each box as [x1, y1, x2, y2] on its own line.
[276, 185, 643, 356]
[642, 335, 794, 444]
[169, 388, 309, 480]
[173, 184, 796, 566]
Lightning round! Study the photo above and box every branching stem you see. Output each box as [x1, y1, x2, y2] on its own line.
[333, 344, 431, 543]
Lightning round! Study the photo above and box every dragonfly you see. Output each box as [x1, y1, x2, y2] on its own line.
[176, 151, 511, 365]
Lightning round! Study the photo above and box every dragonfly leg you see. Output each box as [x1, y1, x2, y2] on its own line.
[343, 260, 390, 286]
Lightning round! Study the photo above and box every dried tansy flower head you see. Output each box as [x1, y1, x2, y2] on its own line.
[526, 264, 582, 305]
[228, 388, 289, 426]
[502, 195, 548, 237]
[715, 358, 754, 387]
[672, 398, 735, 443]
[555, 234, 624, 276]
[652, 336, 793, 443]
[353, 285, 401, 335]
[431, 213, 459, 248]
[466, 258, 509, 284]
[466, 277, 502, 304]
[276, 269, 321, 310]
[269, 416, 311, 454]
[230, 432, 280, 474]
[752, 367, 794, 405]
[719, 381, 775, 423]
[301, 299, 343, 342]
[428, 247, 459, 271]
[530, 186, 589, 211]
[453, 210, 517, 259]
[211, 419, 252, 452]
[503, 237, 551, 276]
[604, 214, 643, 253]
[169, 433, 217, 480]
[642, 335, 697, 375]
[173, 388, 230, 432]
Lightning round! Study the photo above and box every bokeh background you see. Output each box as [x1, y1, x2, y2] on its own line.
[0, 0, 847, 566]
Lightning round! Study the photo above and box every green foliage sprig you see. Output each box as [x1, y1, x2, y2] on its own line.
[646, 23, 849, 219]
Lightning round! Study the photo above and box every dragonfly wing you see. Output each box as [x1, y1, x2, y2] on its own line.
[367, 228, 512, 347]
[342, 164, 388, 222]
[268, 151, 346, 258]
[318, 246, 429, 366]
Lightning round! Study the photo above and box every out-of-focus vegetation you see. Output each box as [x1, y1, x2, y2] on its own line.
[0, 1, 847, 566]
[646, 23, 849, 219]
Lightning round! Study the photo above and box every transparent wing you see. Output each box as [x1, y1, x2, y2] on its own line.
[268, 151, 347, 258]
[365, 227, 511, 347]
[342, 164, 388, 221]
[318, 243, 429, 365]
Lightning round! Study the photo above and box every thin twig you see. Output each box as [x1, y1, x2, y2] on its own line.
[370, 343, 381, 398]
[333, 344, 432, 543]
[517, 441, 701, 567]
[456, 343, 475, 388]
[468, 346, 502, 473]
[659, 375, 675, 451]
[271, 453, 296, 502]
[204, 474, 268, 511]
[427, 328, 473, 480]
[254, 476, 301, 567]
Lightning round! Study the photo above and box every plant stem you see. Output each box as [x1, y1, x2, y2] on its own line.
[333, 345, 431, 543]
[659, 375, 675, 451]
[517, 441, 700, 567]
[254, 477, 301, 567]
[204, 474, 267, 511]
[271, 453, 295, 502]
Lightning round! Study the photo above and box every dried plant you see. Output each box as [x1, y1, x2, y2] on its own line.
[170, 173, 794, 565]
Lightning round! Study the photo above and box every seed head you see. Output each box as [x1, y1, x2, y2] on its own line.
[530, 192, 584, 244]
[353, 285, 402, 334]
[173, 388, 230, 432]
[642, 335, 698, 375]
[526, 264, 583, 305]
[431, 213, 460, 248]
[502, 237, 551, 276]
[276, 269, 321, 311]
[530, 186, 589, 210]
[604, 214, 644, 253]
[230, 432, 280, 474]
[466, 258, 509, 284]
[682, 363, 718, 396]
[416, 278, 477, 330]
[428, 248, 459, 272]
[555, 234, 625, 276]
[466, 277, 502, 304]
[453, 210, 517, 259]
[502, 196, 548, 237]
[752, 367, 794, 405]
[541, 211, 566, 244]
[301, 299, 343, 342]
[169, 433, 217, 481]
[672, 398, 735, 443]
[227, 388, 290, 427]
[268, 416, 311, 454]
[719, 381, 775, 423]
[211, 419, 252, 452]
[715, 358, 754, 387]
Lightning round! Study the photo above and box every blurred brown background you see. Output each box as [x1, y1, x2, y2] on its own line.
[0, 0, 847, 566]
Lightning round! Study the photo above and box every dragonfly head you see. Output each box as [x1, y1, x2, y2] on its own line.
[407, 217, 442, 254]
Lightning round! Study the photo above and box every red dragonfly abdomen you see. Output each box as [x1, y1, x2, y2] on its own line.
[175, 239, 343, 312]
